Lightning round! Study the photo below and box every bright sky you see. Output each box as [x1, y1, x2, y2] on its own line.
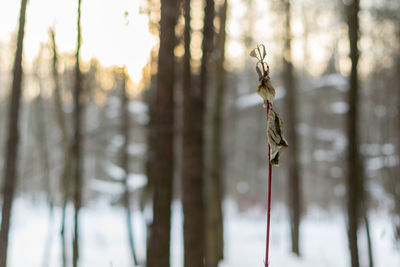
[0, 0, 155, 82]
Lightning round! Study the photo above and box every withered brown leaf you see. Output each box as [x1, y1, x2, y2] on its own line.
[257, 77, 275, 104]
[267, 107, 288, 165]
[250, 49, 258, 58]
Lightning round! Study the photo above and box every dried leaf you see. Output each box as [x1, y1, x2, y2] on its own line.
[262, 45, 266, 59]
[258, 44, 266, 60]
[250, 49, 258, 58]
[267, 107, 288, 165]
[257, 77, 275, 103]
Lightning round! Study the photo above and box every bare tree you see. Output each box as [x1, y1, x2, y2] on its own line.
[72, 1, 83, 266]
[282, 0, 301, 256]
[182, 0, 206, 265]
[0, 0, 28, 266]
[182, 0, 215, 265]
[118, 70, 138, 265]
[50, 28, 73, 267]
[345, 0, 362, 266]
[146, 0, 179, 265]
[206, 0, 227, 266]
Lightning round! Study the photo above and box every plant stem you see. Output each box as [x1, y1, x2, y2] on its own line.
[265, 100, 272, 267]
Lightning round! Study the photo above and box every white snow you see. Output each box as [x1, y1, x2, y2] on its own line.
[89, 179, 125, 195]
[298, 123, 347, 159]
[382, 143, 396, 155]
[366, 155, 399, 171]
[312, 74, 348, 92]
[110, 134, 125, 148]
[128, 101, 148, 115]
[89, 175, 147, 195]
[128, 143, 146, 157]
[313, 149, 337, 162]
[330, 101, 349, 114]
[105, 162, 126, 180]
[6, 198, 400, 267]
[361, 144, 382, 156]
[361, 143, 397, 157]
[127, 173, 147, 191]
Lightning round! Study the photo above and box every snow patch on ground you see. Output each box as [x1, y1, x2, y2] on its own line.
[6, 199, 400, 267]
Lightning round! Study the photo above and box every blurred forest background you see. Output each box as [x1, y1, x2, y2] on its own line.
[0, 0, 399, 266]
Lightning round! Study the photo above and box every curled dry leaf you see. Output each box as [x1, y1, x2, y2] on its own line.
[257, 77, 275, 104]
[267, 107, 288, 165]
[258, 44, 266, 60]
[250, 49, 258, 58]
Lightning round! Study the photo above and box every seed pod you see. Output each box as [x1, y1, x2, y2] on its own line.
[267, 107, 288, 165]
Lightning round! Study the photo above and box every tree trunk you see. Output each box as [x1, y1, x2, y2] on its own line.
[143, 77, 156, 259]
[0, 0, 28, 266]
[206, 0, 227, 266]
[72, 1, 83, 266]
[182, 0, 215, 265]
[50, 28, 71, 267]
[119, 70, 138, 265]
[364, 213, 374, 267]
[345, 0, 361, 266]
[146, 0, 179, 265]
[282, 0, 301, 256]
[182, 0, 206, 265]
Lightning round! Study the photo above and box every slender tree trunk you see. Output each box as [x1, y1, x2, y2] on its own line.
[282, 0, 301, 256]
[146, 0, 179, 265]
[206, 1, 227, 266]
[345, 0, 361, 266]
[364, 212, 374, 267]
[72, 1, 83, 266]
[397, 61, 400, 244]
[182, 0, 215, 265]
[0, 1, 28, 266]
[119, 70, 138, 265]
[50, 28, 72, 267]
[50, 28, 68, 267]
[182, 0, 205, 265]
[144, 79, 156, 259]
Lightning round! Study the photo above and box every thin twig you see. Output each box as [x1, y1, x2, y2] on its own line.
[265, 100, 272, 267]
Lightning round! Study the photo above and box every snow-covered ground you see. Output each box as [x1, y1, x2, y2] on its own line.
[6, 198, 400, 267]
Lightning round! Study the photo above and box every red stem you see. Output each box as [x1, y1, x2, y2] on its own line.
[265, 100, 272, 267]
[261, 62, 267, 78]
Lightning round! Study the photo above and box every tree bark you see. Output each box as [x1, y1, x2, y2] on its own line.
[72, 1, 83, 266]
[345, 0, 361, 266]
[146, 0, 179, 265]
[206, 0, 227, 266]
[182, 0, 206, 265]
[282, 0, 301, 256]
[119, 70, 138, 265]
[182, 0, 215, 265]
[0, 0, 28, 266]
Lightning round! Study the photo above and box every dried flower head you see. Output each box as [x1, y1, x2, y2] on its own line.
[250, 44, 266, 62]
